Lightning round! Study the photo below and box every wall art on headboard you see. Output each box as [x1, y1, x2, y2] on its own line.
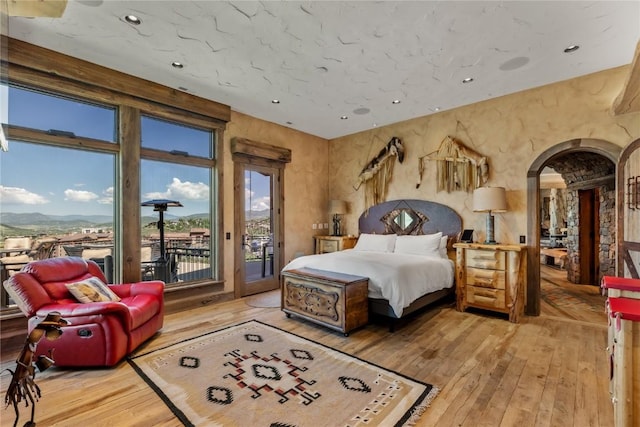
[416, 136, 489, 193]
[354, 136, 405, 210]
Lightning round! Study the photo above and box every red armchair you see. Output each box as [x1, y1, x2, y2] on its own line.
[3, 257, 164, 367]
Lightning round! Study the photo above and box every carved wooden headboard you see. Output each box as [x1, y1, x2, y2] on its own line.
[358, 199, 462, 244]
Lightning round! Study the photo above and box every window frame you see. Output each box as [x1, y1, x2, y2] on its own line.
[1, 37, 227, 315]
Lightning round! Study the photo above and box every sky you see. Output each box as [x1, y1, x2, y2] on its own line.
[0, 85, 271, 218]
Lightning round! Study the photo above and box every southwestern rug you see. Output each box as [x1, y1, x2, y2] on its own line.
[128, 320, 437, 426]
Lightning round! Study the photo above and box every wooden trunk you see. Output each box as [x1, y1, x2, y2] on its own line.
[281, 268, 368, 336]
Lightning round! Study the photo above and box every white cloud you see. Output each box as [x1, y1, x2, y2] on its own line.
[0, 185, 49, 205]
[97, 187, 114, 205]
[144, 178, 209, 201]
[64, 188, 98, 202]
[245, 187, 254, 200]
[251, 196, 270, 211]
[245, 188, 269, 211]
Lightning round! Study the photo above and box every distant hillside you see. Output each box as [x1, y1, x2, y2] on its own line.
[0, 223, 34, 237]
[0, 212, 212, 238]
[1, 212, 112, 226]
[245, 209, 269, 220]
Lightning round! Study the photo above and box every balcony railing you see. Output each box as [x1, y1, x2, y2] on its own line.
[0, 243, 213, 310]
[141, 246, 211, 283]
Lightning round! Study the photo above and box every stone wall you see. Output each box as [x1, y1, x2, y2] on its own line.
[554, 153, 616, 284]
[565, 190, 580, 283]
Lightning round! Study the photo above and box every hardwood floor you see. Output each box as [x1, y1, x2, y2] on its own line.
[0, 265, 612, 426]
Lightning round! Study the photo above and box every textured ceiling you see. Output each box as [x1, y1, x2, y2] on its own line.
[4, 1, 640, 139]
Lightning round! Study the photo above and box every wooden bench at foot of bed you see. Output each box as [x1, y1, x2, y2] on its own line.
[281, 268, 369, 336]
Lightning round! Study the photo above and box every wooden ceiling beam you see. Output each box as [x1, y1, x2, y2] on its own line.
[613, 40, 640, 115]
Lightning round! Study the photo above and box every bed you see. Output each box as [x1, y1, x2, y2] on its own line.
[282, 199, 462, 328]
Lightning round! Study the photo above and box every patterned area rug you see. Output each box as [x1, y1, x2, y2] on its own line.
[128, 320, 437, 426]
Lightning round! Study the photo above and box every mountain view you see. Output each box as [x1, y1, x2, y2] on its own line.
[0, 209, 270, 239]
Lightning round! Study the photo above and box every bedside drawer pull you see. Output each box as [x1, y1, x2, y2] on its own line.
[471, 258, 500, 268]
[473, 278, 496, 287]
[473, 255, 499, 261]
[474, 288, 498, 299]
[471, 270, 499, 288]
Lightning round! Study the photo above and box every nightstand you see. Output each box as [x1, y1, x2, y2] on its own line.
[453, 242, 527, 323]
[314, 235, 358, 254]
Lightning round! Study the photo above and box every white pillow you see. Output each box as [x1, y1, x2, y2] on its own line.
[66, 276, 121, 304]
[440, 235, 449, 259]
[353, 233, 397, 252]
[394, 232, 443, 257]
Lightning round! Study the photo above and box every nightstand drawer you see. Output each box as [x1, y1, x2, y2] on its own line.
[314, 236, 358, 254]
[466, 268, 506, 290]
[466, 286, 506, 309]
[454, 243, 526, 323]
[466, 249, 506, 270]
[320, 240, 339, 253]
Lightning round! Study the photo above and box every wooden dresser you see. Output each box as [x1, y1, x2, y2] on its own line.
[281, 268, 368, 335]
[314, 235, 358, 254]
[453, 243, 527, 323]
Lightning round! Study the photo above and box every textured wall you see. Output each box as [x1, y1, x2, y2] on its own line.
[328, 66, 640, 245]
[221, 66, 640, 294]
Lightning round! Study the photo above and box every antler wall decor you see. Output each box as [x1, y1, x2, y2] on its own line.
[3, 312, 68, 427]
[416, 136, 489, 192]
[354, 136, 405, 211]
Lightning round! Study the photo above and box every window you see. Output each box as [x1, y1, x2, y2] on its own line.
[142, 116, 212, 158]
[1, 86, 117, 308]
[7, 85, 117, 141]
[140, 116, 215, 285]
[1, 46, 225, 313]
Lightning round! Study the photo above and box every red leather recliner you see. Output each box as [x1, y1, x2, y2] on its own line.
[3, 257, 164, 367]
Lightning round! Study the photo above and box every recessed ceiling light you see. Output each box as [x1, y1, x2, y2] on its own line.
[373, 123, 378, 127]
[124, 14, 141, 25]
[433, 107, 441, 112]
[563, 45, 580, 53]
[171, 61, 184, 69]
[462, 77, 474, 84]
[271, 99, 280, 104]
[392, 99, 401, 104]
[340, 116, 348, 120]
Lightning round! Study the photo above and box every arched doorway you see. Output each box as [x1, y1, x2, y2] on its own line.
[525, 138, 622, 316]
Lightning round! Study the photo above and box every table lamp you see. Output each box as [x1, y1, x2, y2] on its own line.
[329, 200, 348, 236]
[473, 187, 507, 244]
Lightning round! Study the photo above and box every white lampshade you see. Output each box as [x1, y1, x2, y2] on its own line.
[473, 187, 507, 212]
[329, 200, 348, 215]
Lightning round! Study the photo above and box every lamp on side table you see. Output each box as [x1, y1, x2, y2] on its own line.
[473, 187, 507, 244]
[329, 200, 348, 236]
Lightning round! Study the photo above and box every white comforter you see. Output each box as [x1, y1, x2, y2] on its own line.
[282, 249, 454, 318]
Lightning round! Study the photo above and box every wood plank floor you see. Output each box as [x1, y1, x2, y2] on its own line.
[0, 265, 612, 426]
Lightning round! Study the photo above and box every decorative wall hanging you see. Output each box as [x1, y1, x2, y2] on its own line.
[354, 137, 404, 211]
[416, 136, 489, 193]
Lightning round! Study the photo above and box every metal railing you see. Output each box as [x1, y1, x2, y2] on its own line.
[0, 243, 214, 310]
